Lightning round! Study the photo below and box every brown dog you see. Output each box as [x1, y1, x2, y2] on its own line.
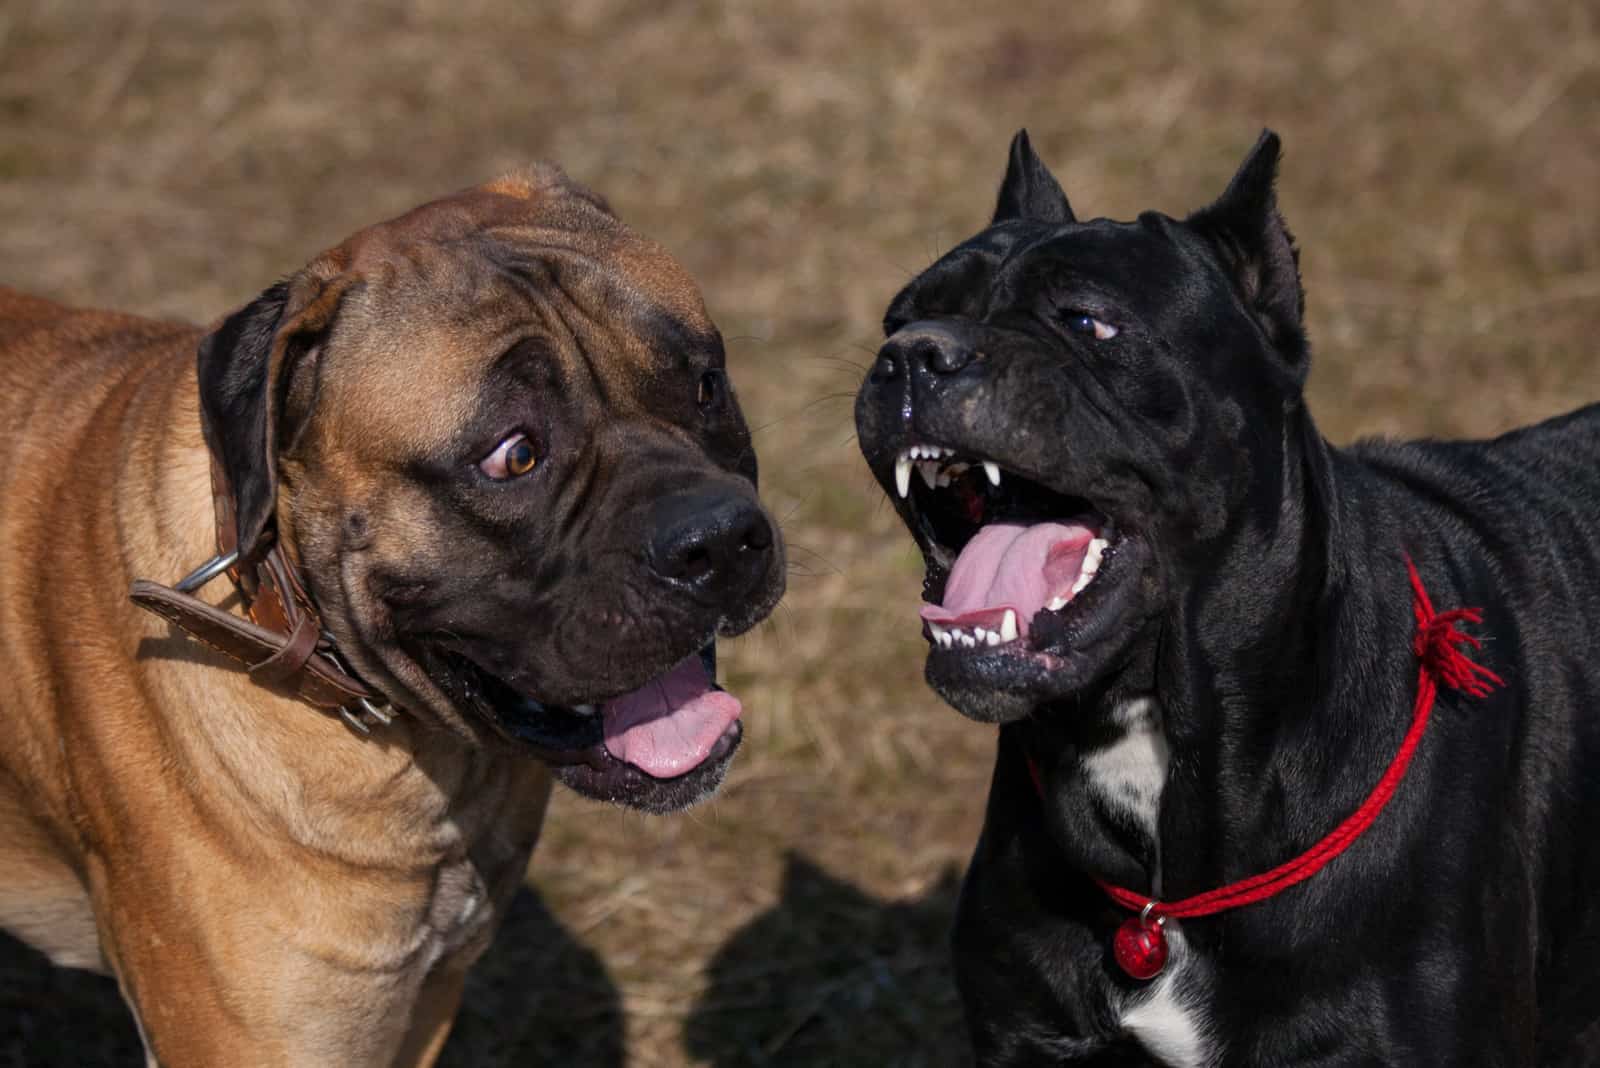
[0, 166, 784, 1065]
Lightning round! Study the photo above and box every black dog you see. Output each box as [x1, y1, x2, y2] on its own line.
[855, 130, 1600, 1065]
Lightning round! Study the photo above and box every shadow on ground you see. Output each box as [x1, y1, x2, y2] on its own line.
[0, 932, 141, 1066]
[685, 853, 969, 1068]
[0, 885, 621, 1067]
[439, 885, 624, 1067]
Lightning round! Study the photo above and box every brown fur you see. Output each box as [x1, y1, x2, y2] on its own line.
[0, 169, 725, 1066]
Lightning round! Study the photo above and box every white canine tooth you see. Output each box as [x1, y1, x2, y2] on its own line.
[1000, 609, 1018, 642]
[983, 461, 1001, 487]
[895, 455, 913, 498]
[939, 631, 954, 648]
[1070, 572, 1092, 595]
[1079, 539, 1108, 579]
[928, 622, 947, 642]
[1046, 596, 1068, 612]
[919, 461, 940, 489]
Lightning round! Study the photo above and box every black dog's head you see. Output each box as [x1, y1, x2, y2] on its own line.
[856, 130, 1308, 722]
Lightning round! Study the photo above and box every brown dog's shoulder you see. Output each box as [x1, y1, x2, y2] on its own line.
[0, 285, 70, 323]
[0, 286, 197, 365]
[0, 286, 101, 347]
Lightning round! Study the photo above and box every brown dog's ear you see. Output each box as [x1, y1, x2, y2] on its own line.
[196, 266, 349, 560]
[992, 129, 1076, 225]
[1186, 129, 1309, 381]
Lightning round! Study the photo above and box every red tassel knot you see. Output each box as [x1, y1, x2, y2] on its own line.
[1408, 558, 1504, 699]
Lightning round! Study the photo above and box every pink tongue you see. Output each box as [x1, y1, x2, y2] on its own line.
[920, 521, 1094, 637]
[602, 654, 741, 779]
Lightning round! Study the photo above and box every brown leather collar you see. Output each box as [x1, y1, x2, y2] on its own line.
[129, 458, 397, 733]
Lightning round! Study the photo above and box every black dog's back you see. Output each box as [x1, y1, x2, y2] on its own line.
[1344, 405, 1600, 1059]
[1350, 400, 1600, 641]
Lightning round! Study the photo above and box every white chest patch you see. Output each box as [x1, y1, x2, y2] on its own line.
[1084, 698, 1216, 1066]
[1119, 921, 1213, 1067]
[1081, 697, 1169, 847]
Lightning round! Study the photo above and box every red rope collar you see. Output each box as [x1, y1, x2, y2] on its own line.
[1025, 556, 1503, 979]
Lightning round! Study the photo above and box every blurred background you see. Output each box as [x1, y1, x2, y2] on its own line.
[1, 0, 1596, 1063]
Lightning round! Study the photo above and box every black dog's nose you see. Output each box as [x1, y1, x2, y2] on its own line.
[872, 320, 975, 383]
[648, 488, 774, 595]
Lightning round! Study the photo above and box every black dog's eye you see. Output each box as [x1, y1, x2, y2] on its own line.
[1061, 311, 1119, 341]
[698, 369, 726, 411]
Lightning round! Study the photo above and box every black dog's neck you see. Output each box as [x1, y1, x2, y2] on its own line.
[1017, 404, 1422, 900]
[1159, 419, 1425, 897]
[1162, 404, 1360, 737]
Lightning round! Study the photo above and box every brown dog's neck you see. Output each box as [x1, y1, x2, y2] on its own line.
[102, 340, 552, 871]
[184, 693, 550, 869]
[109, 340, 221, 599]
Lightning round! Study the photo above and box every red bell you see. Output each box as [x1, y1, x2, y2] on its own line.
[1112, 909, 1169, 980]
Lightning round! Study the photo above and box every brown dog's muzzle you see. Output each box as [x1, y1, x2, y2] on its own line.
[646, 485, 777, 601]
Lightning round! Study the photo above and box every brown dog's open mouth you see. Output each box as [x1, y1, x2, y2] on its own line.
[425, 643, 743, 808]
[598, 651, 742, 778]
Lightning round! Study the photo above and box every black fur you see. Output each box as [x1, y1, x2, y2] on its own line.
[856, 130, 1600, 1064]
[195, 280, 291, 558]
[993, 129, 1076, 227]
[1185, 131, 1308, 382]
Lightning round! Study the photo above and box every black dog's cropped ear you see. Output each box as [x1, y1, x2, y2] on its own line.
[992, 129, 1076, 225]
[1186, 129, 1308, 379]
[196, 266, 349, 560]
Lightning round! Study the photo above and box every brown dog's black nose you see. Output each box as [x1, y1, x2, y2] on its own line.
[872, 320, 975, 384]
[648, 488, 774, 596]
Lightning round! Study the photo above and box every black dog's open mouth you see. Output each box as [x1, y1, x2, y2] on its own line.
[423, 643, 743, 810]
[888, 443, 1148, 707]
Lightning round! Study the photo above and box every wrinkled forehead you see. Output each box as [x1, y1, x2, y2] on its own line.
[896, 214, 1200, 321]
[886, 221, 1046, 323]
[312, 181, 718, 453]
[997, 219, 1192, 296]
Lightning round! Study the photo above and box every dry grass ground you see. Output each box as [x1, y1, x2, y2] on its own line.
[1, 1, 1597, 1064]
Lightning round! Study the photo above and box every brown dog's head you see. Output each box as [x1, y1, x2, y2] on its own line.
[196, 166, 785, 811]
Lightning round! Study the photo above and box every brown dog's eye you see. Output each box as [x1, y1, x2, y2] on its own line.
[479, 433, 538, 479]
[698, 369, 724, 411]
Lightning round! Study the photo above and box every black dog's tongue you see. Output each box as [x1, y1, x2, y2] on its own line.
[921, 521, 1097, 638]
[601, 654, 741, 778]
